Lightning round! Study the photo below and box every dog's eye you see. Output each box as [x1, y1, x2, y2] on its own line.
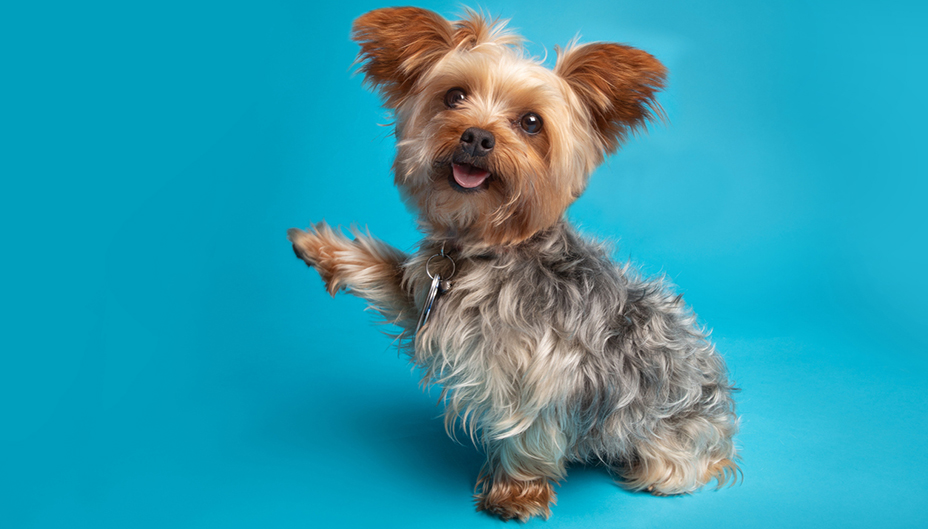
[519, 113, 543, 134]
[444, 88, 467, 108]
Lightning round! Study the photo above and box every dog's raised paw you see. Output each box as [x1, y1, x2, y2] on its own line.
[287, 228, 316, 266]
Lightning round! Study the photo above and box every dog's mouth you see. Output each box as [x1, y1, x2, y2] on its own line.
[451, 163, 491, 190]
[441, 150, 494, 193]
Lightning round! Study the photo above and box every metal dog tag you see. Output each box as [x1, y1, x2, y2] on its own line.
[416, 273, 442, 336]
[416, 247, 456, 337]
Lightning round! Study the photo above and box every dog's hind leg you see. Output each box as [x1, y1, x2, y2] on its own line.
[608, 273, 740, 495]
[619, 413, 740, 495]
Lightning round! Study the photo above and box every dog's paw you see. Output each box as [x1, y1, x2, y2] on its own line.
[476, 476, 555, 522]
[287, 223, 352, 295]
[287, 227, 320, 266]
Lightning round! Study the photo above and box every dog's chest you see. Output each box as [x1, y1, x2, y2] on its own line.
[409, 249, 614, 380]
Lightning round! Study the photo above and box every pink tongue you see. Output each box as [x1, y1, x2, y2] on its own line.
[452, 163, 490, 188]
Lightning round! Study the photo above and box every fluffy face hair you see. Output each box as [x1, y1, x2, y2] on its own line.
[353, 8, 665, 246]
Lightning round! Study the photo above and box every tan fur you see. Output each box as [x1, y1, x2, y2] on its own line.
[351, 8, 456, 108]
[555, 43, 667, 154]
[475, 471, 556, 522]
[352, 8, 665, 248]
[625, 454, 740, 496]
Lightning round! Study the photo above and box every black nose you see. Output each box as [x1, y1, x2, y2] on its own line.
[460, 127, 495, 157]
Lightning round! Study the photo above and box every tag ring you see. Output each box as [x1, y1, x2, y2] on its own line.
[425, 254, 455, 280]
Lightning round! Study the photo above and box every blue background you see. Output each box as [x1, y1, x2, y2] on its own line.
[3, 1, 927, 527]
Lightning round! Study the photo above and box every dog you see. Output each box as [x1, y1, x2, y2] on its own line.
[288, 7, 739, 521]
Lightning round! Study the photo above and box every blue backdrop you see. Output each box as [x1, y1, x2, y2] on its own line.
[3, 1, 926, 527]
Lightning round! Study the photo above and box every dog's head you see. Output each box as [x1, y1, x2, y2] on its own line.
[352, 8, 666, 247]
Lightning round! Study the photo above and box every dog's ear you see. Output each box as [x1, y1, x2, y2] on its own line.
[555, 42, 667, 154]
[352, 8, 455, 107]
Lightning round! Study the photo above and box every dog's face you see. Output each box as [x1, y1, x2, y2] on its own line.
[353, 8, 666, 246]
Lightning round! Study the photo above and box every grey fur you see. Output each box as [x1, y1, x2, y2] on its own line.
[405, 222, 738, 488]
[290, 220, 739, 494]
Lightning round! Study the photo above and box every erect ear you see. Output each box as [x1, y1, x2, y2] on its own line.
[351, 7, 456, 108]
[555, 42, 667, 154]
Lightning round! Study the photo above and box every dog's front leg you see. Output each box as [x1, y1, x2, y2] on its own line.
[288, 222, 414, 324]
[475, 422, 566, 521]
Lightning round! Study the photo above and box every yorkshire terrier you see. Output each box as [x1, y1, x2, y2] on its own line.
[289, 7, 739, 521]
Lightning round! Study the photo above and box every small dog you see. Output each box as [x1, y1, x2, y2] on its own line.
[289, 7, 739, 521]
